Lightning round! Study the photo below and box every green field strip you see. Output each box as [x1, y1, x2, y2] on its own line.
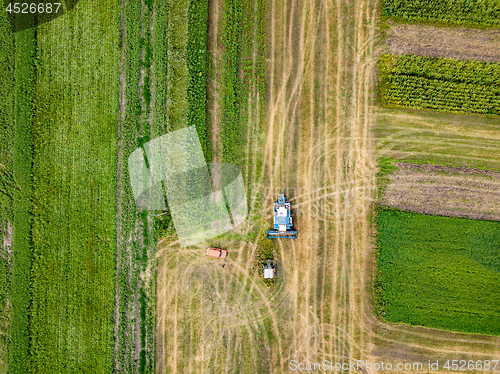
[11, 22, 36, 374]
[187, 0, 211, 161]
[166, 0, 189, 133]
[376, 208, 500, 336]
[381, 0, 500, 28]
[29, 1, 119, 372]
[221, 0, 243, 165]
[0, 10, 16, 373]
[115, 0, 157, 371]
[0, 10, 37, 373]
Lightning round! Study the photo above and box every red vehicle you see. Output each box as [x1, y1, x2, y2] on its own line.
[206, 247, 227, 259]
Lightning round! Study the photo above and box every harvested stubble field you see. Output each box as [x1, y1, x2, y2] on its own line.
[155, 0, 500, 372]
[156, 0, 380, 371]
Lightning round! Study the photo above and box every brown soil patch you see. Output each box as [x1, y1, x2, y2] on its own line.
[381, 162, 500, 220]
[384, 22, 500, 62]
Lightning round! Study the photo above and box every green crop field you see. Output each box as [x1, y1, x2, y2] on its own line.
[381, 0, 500, 28]
[380, 55, 500, 116]
[375, 208, 500, 336]
[29, 1, 119, 372]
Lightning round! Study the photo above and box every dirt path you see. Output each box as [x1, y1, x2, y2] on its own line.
[384, 22, 500, 62]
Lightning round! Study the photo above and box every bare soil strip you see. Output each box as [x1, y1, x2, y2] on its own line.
[381, 162, 500, 221]
[384, 22, 500, 62]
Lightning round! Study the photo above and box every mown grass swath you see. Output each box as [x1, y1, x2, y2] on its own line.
[381, 0, 500, 28]
[30, 1, 119, 372]
[380, 54, 500, 116]
[376, 208, 500, 336]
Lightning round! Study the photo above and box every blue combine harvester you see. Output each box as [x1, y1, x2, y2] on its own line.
[266, 194, 297, 239]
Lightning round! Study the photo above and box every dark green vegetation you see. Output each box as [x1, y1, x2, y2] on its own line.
[187, 0, 210, 160]
[221, 0, 243, 164]
[217, 0, 266, 176]
[10, 25, 35, 374]
[0, 10, 36, 373]
[166, 0, 189, 131]
[380, 54, 500, 116]
[0, 11, 16, 373]
[381, 0, 500, 28]
[376, 208, 500, 336]
[29, 1, 119, 372]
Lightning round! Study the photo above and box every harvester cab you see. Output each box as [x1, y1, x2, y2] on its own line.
[266, 194, 297, 239]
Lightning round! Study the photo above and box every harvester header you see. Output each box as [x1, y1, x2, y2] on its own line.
[266, 194, 297, 239]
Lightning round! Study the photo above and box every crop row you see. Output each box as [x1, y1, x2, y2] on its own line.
[380, 55, 500, 115]
[187, 0, 211, 161]
[166, 0, 189, 133]
[381, 0, 500, 28]
[114, 0, 160, 372]
[221, 0, 243, 164]
[0, 11, 15, 374]
[0, 11, 37, 374]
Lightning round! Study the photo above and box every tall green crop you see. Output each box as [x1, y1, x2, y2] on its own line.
[380, 55, 500, 115]
[382, 0, 500, 28]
